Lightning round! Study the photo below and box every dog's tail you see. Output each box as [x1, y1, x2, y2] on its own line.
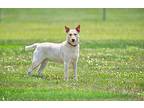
[25, 43, 39, 51]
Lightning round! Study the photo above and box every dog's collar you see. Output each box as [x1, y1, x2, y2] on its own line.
[68, 42, 77, 47]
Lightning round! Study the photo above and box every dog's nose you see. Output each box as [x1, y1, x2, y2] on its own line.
[72, 39, 75, 42]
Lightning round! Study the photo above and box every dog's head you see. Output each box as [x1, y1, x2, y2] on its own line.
[65, 25, 80, 47]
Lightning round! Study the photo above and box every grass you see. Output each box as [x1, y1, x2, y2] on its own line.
[0, 8, 144, 100]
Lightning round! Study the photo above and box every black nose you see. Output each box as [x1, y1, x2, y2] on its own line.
[72, 39, 75, 42]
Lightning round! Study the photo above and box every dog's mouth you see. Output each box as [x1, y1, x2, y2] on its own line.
[70, 39, 76, 45]
[68, 41, 77, 47]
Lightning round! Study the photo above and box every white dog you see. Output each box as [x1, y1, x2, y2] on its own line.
[25, 25, 80, 80]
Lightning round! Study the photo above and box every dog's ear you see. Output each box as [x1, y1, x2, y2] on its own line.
[75, 25, 80, 33]
[65, 26, 70, 33]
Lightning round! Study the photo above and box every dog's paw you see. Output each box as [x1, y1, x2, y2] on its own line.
[42, 76, 46, 80]
[28, 72, 32, 76]
[64, 77, 69, 81]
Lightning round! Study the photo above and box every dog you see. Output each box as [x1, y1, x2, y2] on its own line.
[25, 25, 80, 80]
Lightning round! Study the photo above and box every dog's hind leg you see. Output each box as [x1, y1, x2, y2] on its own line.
[28, 60, 42, 76]
[38, 59, 48, 76]
[28, 63, 39, 76]
[28, 51, 43, 76]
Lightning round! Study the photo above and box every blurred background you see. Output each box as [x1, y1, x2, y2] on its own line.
[0, 8, 144, 41]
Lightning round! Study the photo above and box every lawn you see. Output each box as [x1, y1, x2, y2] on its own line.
[0, 9, 144, 100]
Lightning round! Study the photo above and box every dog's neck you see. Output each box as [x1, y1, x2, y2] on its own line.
[67, 41, 78, 47]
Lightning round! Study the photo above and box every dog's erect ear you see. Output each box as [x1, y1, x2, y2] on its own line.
[65, 26, 70, 33]
[75, 25, 80, 33]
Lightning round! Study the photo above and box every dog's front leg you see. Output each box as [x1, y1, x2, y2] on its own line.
[64, 61, 69, 81]
[73, 61, 78, 80]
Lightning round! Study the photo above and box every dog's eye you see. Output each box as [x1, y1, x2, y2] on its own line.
[74, 33, 77, 36]
[69, 34, 72, 36]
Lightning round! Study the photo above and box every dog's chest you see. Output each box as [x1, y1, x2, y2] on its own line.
[63, 46, 79, 60]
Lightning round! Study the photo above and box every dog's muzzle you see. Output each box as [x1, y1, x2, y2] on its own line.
[72, 39, 75, 42]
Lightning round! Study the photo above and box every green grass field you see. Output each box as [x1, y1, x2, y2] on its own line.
[0, 9, 144, 100]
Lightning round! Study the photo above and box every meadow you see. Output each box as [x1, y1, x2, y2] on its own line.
[0, 9, 144, 100]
